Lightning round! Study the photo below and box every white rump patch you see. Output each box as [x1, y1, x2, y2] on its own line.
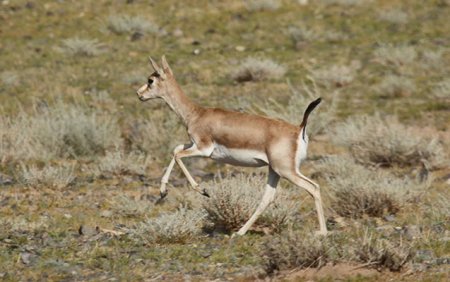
[295, 128, 308, 171]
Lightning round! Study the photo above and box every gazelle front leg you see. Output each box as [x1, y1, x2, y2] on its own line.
[159, 143, 211, 199]
[159, 144, 185, 198]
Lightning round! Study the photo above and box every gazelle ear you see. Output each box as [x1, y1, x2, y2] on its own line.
[148, 56, 162, 73]
[161, 55, 173, 75]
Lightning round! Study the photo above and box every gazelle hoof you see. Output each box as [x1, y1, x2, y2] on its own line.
[202, 189, 210, 198]
[315, 230, 328, 237]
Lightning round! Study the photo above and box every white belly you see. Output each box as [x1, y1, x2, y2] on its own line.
[210, 143, 268, 167]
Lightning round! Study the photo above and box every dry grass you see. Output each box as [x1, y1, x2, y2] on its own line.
[374, 75, 415, 97]
[0, 71, 19, 87]
[134, 208, 206, 244]
[1, 101, 122, 162]
[432, 79, 450, 99]
[94, 149, 150, 177]
[19, 163, 75, 189]
[244, 0, 281, 11]
[310, 64, 356, 88]
[354, 231, 414, 271]
[315, 156, 428, 218]
[231, 57, 286, 82]
[260, 79, 338, 137]
[373, 44, 417, 68]
[58, 38, 105, 57]
[109, 195, 152, 217]
[263, 231, 333, 274]
[378, 9, 409, 24]
[331, 114, 446, 167]
[107, 15, 159, 35]
[202, 173, 298, 233]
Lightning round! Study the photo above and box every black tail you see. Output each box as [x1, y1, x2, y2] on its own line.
[300, 97, 322, 140]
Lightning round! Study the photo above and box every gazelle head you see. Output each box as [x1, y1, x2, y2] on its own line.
[136, 55, 174, 101]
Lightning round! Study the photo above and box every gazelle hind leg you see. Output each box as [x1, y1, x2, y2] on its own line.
[234, 167, 280, 236]
[285, 171, 327, 235]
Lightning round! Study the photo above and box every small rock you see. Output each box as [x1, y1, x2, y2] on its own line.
[78, 225, 99, 236]
[63, 213, 72, 219]
[0, 173, 13, 186]
[100, 210, 113, 218]
[193, 49, 200, 55]
[0, 273, 5, 278]
[20, 252, 36, 265]
[435, 257, 450, 265]
[383, 214, 396, 222]
[405, 225, 421, 240]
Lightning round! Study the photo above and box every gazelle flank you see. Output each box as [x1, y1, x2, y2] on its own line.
[136, 55, 327, 236]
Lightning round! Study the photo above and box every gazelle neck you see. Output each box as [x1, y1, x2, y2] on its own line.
[162, 80, 199, 127]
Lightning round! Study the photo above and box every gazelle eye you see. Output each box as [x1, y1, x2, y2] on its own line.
[148, 78, 154, 85]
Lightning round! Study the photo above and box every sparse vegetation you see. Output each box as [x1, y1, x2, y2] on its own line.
[134, 208, 206, 244]
[19, 163, 75, 189]
[332, 115, 445, 167]
[378, 8, 409, 24]
[432, 79, 450, 99]
[58, 38, 105, 56]
[1, 101, 122, 161]
[310, 64, 356, 88]
[107, 15, 159, 35]
[244, 0, 281, 11]
[315, 156, 427, 218]
[94, 149, 150, 177]
[374, 74, 415, 97]
[231, 57, 286, 82]
[374, 44, 417, 68]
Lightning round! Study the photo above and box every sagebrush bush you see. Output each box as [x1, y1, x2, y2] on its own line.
[421, 49, 444, 68]
[107, 15, 159, 35]
[315, 156, 428, 218]
[19, 163, 75, 189]
[432, 79, 450, 99]
[331, 114, 445, 167]
[1, 101, 122, 161]
[58, 38, 104, 56]
[374, 75, 415, 97]
[110, 195, 151, 217]
[320, 0, 368, 6]
[244, 0, 281, 11]
[310, 64, 355, 88]
[263, 231, 332, 274]
[374, 44, 417, 68]
[0, 71, 19, 86]
[260, 79, 338, 137]
[94, 149, 150, 177]
[288, 26, 318, 45]
[135, 208, 206, 244]
[202, 173, 297, 233]
[378, 9, 409, 24]
[231, 57, 286, 82]
[354, 232, 413, 271]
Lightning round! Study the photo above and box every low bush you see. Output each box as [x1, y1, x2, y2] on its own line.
[107, 15, 159, 35]
[378, 9, 409, 24]
[374, 75, 415, 97]
[244, 0, 281, 11]
[315, 156, 428, 218]
[135, 208, 206, 244]
[373, 44, 417, 68]
[231, 57, 286, 82]
[331, 114, 445, 167]
[58, 38, 105, 57]
[310, 64, 355, 88]
[202, 173, 297, 233]
[19, 163, 75, 189]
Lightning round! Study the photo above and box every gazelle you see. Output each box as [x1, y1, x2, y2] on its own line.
[136, 56, 327, 236]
